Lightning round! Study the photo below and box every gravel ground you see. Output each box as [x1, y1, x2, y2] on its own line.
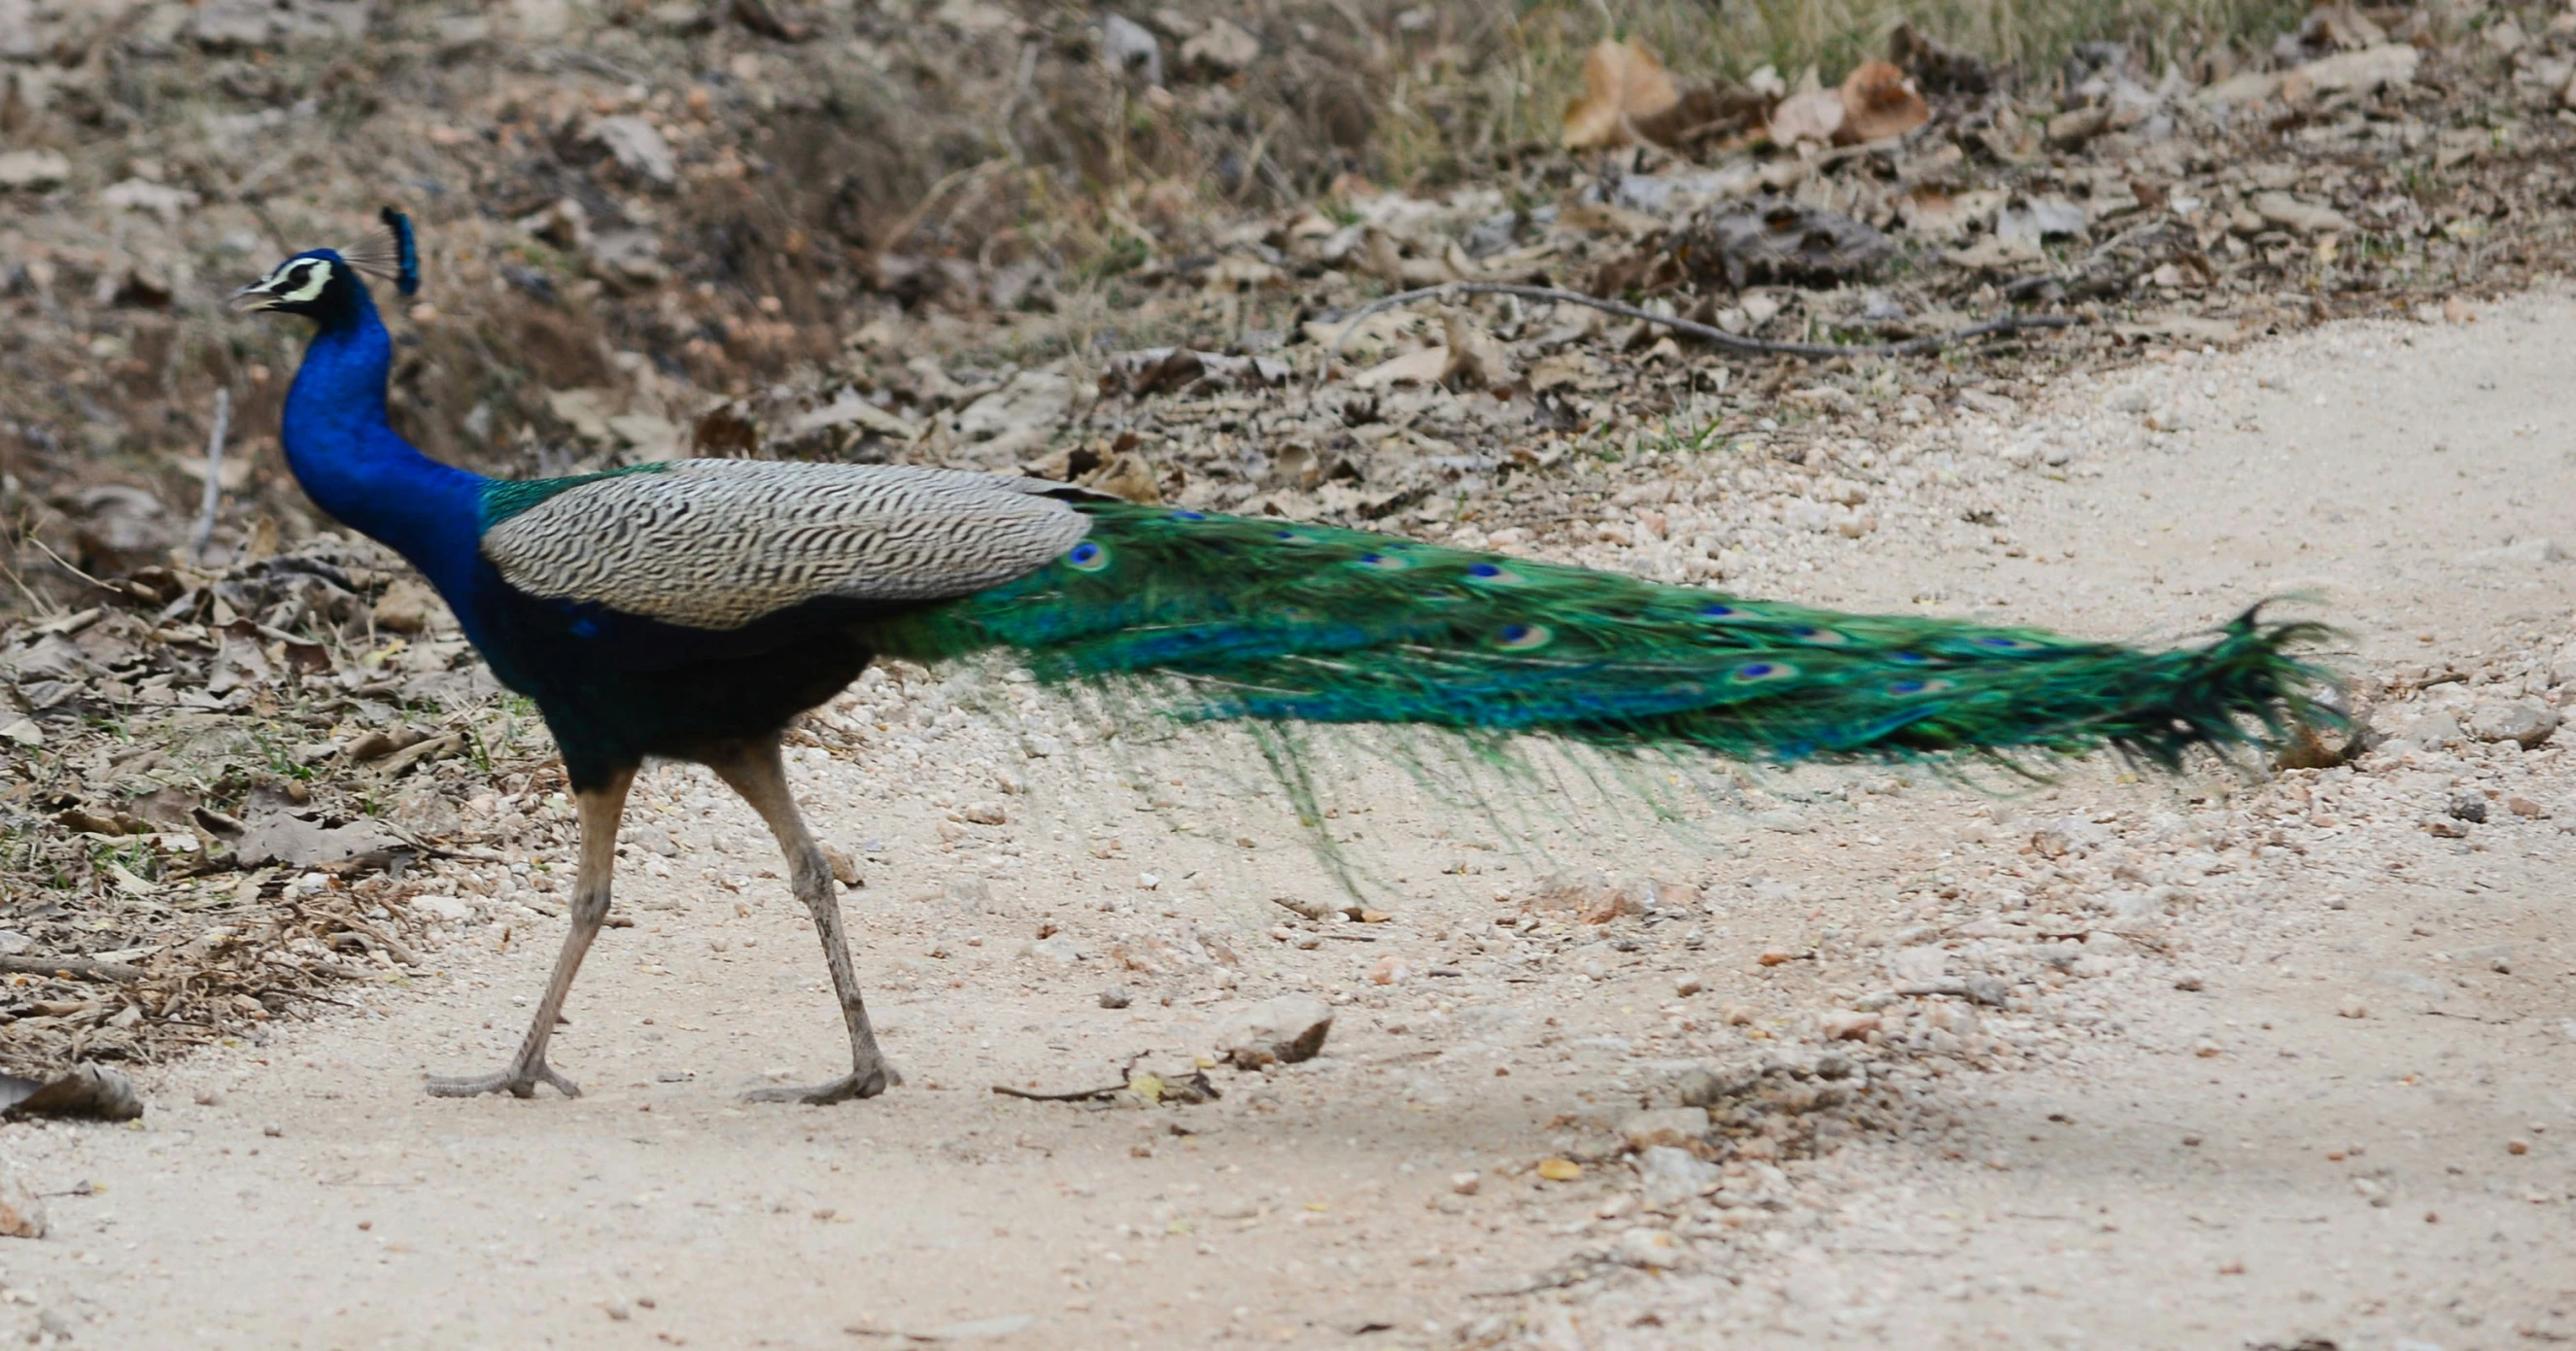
[0, 288, 2568, 1350]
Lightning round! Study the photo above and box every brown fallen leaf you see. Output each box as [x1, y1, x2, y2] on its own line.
[1837, 59, 1928, 144]
[1766, 87, 1844, 146]
[1563, 39, 1680, 150]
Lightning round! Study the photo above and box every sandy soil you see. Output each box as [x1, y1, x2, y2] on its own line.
[1, 289, 2571, 1351]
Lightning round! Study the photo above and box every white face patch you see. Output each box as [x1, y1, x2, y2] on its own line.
[253, 258, 333, 305]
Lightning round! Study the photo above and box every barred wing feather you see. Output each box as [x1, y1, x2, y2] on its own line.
[479, 462, 1089, 631]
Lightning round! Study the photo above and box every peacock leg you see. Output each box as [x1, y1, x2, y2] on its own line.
[707, 737, 900, 1105]
[427, 768, 635, 1099]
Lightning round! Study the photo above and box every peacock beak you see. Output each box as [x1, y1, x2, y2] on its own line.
[232, 281, 283, 312]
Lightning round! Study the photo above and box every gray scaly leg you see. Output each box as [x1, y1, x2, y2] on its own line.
[427, 769, 635, 1099]
[707, 737, 899, 1105]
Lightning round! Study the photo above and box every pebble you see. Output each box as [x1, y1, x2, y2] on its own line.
[2338, 997, 2369, 1019]
[2172, 971, 2207, 991]
[1818, 1011, 1879, 1041]
[1098, 986, 1132, 1010]
[1617, 1226, 1684, 1268]
[1634, 1146, 1721, 1207]
[2507, 1138, 2530, 1156]
[1449, 1171, 1481, 1195]
[1620, 1107, 1711, 1152]
[1208, 994, 1333, 1068]
[1672, 1066, 1730, 1108]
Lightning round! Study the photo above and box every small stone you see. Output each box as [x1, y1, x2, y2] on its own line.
[1535, 1158, 1583, 1182]
[2507, 796, 2546, 818]
[262, 1123, 283, 1137]
[1366, 954, 1411, 986]
[2508, 1138, 2530, 1156]
[1818, 1010, 1880, 1041]
[1619, 1107, 1711, 1152]
[2467, 703, 2560, 748]
[1634, 1145, 1721, 1207]
[821, 846, 861, 888]
[1756, 950, 1795, 967]
[2338, 997, 2369, 1019]
[605, 1299, 633, 1321]
[2181, 1134, 2203, 1147]
[1720, 1004, 1757, 1025]
[1449, 1171, 1481, 1195]
[0, 1170, 48, 1239]
[1617, 1226, 1684, 1268]
[2449, 795, 2490, 824]
[1098, 986, 1132, 1010]
[960, 803, 1007, 826]
[2194, 1038, 2223, 1057]
[2173, 971, 2207, 991]
[1674, 976, 1705, 996]
[1208, 994, 1332, 1068]
[1672, 1066, 1733, 1108]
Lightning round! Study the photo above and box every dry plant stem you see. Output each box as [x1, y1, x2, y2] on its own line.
[189, 388, 231, 565]
[706, 738, 899, 1106]
[990, 1083, 1128, 1102]
[0, 953, 146, 983]
[1315, 281, 2084, 392]
[425, 768, 634, 1100]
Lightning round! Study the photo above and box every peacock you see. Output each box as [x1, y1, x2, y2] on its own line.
[239, 211, 2333, 1105]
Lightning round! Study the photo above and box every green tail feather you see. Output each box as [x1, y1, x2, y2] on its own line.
[869, 502, 2339, 771]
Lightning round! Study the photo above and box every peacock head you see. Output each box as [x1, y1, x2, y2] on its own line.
[236, 250, 364, 324]
[237, 208, 418, 328]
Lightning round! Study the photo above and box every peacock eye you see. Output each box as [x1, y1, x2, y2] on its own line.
[1730, 660, 1798, 684]
[1698, 602, 1759, 621]
[1789, 625, 1849, 645]
[1167, 509, 1207, 520]
[1973, 636, 2042, 651]
[1464, 562, 1523, 584]
[1354, 552, 1408, 571]
[1887, 677, 1955, 697]
[1065, 541, 1109, 572]
[1493, 623, 1552, 650]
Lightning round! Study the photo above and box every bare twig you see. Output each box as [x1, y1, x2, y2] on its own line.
[189, 387, 232, 565]
[25, 535, 113, 593]
[0, 953, 147, 983]
[990, 1082, 1128, 1102]
[1311, 281, 2084, 393]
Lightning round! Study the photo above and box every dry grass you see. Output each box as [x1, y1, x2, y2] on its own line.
[1354, 0, 2305, 188]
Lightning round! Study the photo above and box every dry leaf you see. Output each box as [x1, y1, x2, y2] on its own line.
[1837, 59, 1928, 144]
[1766, 88, 1844, 147]
[1563, 39, 1681, 150]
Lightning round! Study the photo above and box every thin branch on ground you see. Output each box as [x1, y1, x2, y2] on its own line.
[190, 387, 233, 565]
[0, 953, 148, 983]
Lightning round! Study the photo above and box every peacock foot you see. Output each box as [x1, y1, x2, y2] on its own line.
[426, 1059, 581, 1100]
[741, 1060, 901, 1106]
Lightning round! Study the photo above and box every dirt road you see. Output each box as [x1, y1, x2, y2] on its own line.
[2, 289, 2570, 1350]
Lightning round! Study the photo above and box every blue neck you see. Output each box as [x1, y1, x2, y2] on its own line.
[279, 286, 489, 605]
